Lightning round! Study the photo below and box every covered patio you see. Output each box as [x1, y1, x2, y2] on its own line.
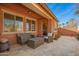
[0, 3, 58, 54]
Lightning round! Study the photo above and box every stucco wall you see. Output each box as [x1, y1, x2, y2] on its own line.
[0, 4, 41, 44]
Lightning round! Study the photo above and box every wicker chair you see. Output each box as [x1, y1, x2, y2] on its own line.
[44, 36, 53, 43]
[44, 33, 53, 43]
[16, 33, 32, 45]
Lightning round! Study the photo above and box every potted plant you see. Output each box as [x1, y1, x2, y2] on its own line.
[0, 32, 10, 52]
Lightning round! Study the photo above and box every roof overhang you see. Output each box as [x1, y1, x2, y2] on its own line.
[22, 3, 58, 22]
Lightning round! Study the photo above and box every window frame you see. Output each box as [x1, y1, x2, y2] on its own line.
[26, 19, 31, 31]
[3, 11, 24, 33]
[2, 9, 36, 34]
[31, 20, 36, 31]
[4, 13, 16, 32]
[26, 17, 36, 32]
[15, 16, 23, 32]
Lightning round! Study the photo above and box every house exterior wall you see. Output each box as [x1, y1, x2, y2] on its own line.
[0, 3, 57, 44]
[0, 4, 39, 44]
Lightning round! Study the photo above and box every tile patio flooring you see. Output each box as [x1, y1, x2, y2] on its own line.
[0, 36, 79, 56]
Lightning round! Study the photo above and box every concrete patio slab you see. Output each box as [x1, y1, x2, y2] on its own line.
[0, 36, 79, 56]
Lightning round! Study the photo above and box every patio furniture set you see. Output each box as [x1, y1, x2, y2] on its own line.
[16, 33, 53, 48]
[0, 32, 59, 52]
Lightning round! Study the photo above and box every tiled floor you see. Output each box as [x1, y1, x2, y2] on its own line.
[0, 36, 79, 56]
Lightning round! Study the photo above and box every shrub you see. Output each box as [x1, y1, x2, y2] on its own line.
[76, 34, 79, 40]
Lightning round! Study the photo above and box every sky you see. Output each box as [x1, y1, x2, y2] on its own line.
[47, 3, 79, 25]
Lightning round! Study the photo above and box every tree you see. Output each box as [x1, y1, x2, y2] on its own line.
[75, 10, 79, 14]
[62, 23, 65, 27]
[62, 23, 65, 25]
[58, 24, 61, 27]
[66, 22, 69, 24]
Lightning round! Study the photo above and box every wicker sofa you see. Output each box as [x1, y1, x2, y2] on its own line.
[16, 33, 32, 45]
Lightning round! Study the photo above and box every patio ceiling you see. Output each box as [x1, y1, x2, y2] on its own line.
[22, 3, 57, 21]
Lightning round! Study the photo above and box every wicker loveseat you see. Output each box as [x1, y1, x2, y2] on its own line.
[16, 33, 32, 45]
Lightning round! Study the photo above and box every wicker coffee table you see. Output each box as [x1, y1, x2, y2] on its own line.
[27, 37, 44, 49]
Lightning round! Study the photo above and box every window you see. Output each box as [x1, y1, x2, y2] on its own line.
[26, 19, 36, 31]
[4, 13, 23, 32]
[26, 19, 31, 31]
[31, 20, 35, 31]
[4, 12, 35, 33]
[15, 16, 23, 32]
[4, 13, 15, 32]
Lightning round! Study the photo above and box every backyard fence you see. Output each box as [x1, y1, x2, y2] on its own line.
[58, 28, 77, 36]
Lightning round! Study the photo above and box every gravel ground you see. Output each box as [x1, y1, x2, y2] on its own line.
[0, 36, 79, 56]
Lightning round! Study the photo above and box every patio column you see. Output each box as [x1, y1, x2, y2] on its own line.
[0, 8, 3, 33]
[48, 19, 52, 33]
[23, 17, 26, 32]
[37, 19, 43, 36]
